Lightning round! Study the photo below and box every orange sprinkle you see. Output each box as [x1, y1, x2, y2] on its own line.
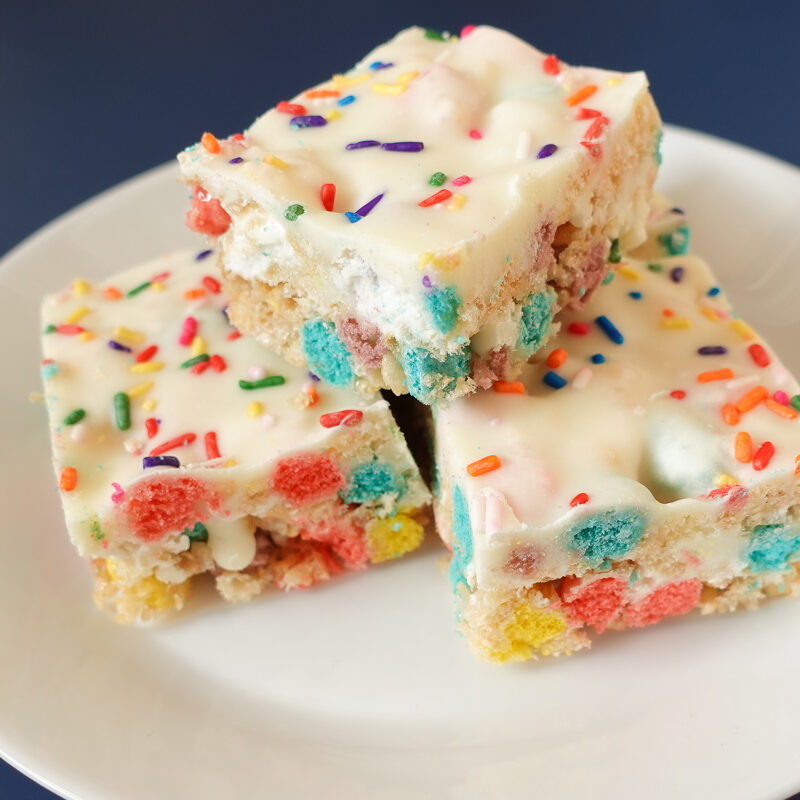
[661, 308, 674, 317]
[184, 288, 206, 300]
[467, 455, 501, 477]
[305, 88, 340, 99]
[305, 385, 319, 406]
[734, 432, 753, 463]
[201, 132, 221, 154]
[102, 287, 122, 301]
[736, 385, 768, 413]
[565, 84, 598, 107]
[721, 403, 741, 426]
[59, 466, 77, 492]
[493, 380, 525, 394]
[697, 368, 734, 383]
[764, 398, 799, 420]
[546, 348, 567, 369]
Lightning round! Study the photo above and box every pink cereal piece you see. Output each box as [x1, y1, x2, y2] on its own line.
[560, 576, 627, 632]
[300, 519, 369, 569]
[271, 453, 345, 507]
[623, 579, 702, 628]
[178, 316, 197, 346]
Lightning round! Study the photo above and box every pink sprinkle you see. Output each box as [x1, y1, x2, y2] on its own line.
[178, 316, 197, 346]
[468, 129, 483, 140]
[773, 390, 790, 406]
[110, 482, 125, 504]
[484, 490, 503, 536]
[461, 24, 476, 37]
[452, 175, 472, 186]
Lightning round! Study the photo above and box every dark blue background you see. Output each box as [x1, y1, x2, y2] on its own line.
[2, 0, 798, 796]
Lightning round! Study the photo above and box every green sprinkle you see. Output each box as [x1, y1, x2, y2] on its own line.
[182, 521, 209, 543]
[647, 262, 663, 273]
[113, 392, 131, 431]
[90, 518, 104, 542]
[608, 238, 621, 263]
[790, 394, 800, 413]
[601, 272, 615, 285]
[239, 375, 286, 390]
[284, 204, 305, 221]
[44, 324, 56, 334]
[126, 281, 151, 297]
[63, 409, 86, 426]
[180, 354, 210, 369]
[429, 171, 446, 186]
[424, 28, 446, 40]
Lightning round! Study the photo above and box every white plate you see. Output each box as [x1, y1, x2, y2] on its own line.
[1, 126, 800, 800]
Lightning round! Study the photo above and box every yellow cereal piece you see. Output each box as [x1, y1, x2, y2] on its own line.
[78, 331, 95, 342]
[660, 317, 691, 329]
[190, 336, 207, 358]
[715, 473, 738, 487]
[129, 361, 164, 374]
[366, 513, 425, 562]
[113, 326, 145, 345]
[247, 401, 263, 418]
[141, 399, 156, 412]
[372, 82, 406, 95]
[490, 602, 567, 662]
[730, 319, 756, 341]
[127, 381, 154, 398]
[264, 154, 287, 169]
[398, 70, 419, 84]
[72, 279, 91, 296]
[324, 109, 342, 122]
[617, 266, 641, 280]
[447, 193, 467, 211]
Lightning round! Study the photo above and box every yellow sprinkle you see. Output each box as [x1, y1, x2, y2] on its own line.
[607, 77, 622, 87]
[715, 473, 738, 487]
[324, 109, 342, 122]
[660, 318, 691, 329]
[223, 458, 237, 468]
[730, 319, 756, 341]
[247, 401, 263, 418]
[331, 72, 371, 89]
[190, 336, 207, 358]
[617, 266, 641, 280]
[397, 70, 419, 84]
[151, 281, 165, 292]
[127, 381, 154, 398]
[65, 306, 90, 324]
[447, 194, 466, 211]
[700, 306, 720, 322]
[78, 331, 95, 342]
[129, 361, 164, 374]
[141, 399, 157, 412]
[72, 279, 91, 296]
[432, 249, 461, 270]
[418, 252, 434, 269]
[113, 326, 145, 345]
[372, 82, 406, 95]
[264, 154, 287, 169]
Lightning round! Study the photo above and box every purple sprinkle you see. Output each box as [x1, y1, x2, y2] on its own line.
[355, 193, 384, 217]
[670, 266, 685, 283]
[369, 61, 394, 70]
[290, 115, 327, 129]
[228, 156, 244, 164]
[698, 346, 728, 356]
[670, 207, 685, 214]
[381, 141, 424, 152]
[221, 305, 230, 321]
[143, 455, 180, 469]
[346, 140, 381, 150]
[537, 143, 558, 159]
[195, 249, 213, 261]
[309, 372, 321, 382]
[108, 340, 132, 353]
[422, 275, 432, 288]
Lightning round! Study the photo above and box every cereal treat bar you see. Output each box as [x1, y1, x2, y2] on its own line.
[41, 249, 430, 623]
[433, 217, 800, 662]
[178, 25, 661, 404]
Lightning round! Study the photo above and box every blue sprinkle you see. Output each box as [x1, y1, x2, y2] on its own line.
[290, 115, 327, 129]
[355, 193, 384, 218]
[595, 315, 624, 344]
[344, 211, 362, 223]
[195, 249, 213, 261]
[543, 371, 567, 389]
[108, 340, 132, 353]
[346, 139, 380, 150]
[228, 157, 244, 164]
[697, 346, 728, 356]
[591, 353, 605, 364]
[337, 94, 356, 106]
[537, 143, 558, 159]
[670, 266, 685, 283]
[369, 60, 394, 70]
[707, 286, 721, 297]
[628, 291, 642, 300]
[143, 456, 180, 469]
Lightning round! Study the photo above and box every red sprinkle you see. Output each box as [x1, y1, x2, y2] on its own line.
[151, 271, 171, 283]
[319, 409, 364, 428]
[150, 433, 197, 457]
[584, 115, 610, 140]
[56, 324, 84, 335]
[204, 431, 220, 460]
[231, 133, 245, 142]
[542, 54, 560, 75]
[468, 129, 483, 139]
[461, 24, 476, 37]
[570, 492, 590, 507]
[209, 354, 226, 372]
[752, 441, 775, 471]
[145, 418, 159, 439]
[452, 175, 472, 186]
[201, 275, 221, 293]
[136, 345, 158, 363]
[277, 101, 306, 115]
[580, 141, 603, 159]
[227, 330, 242, 341]
[320, 183, 336, 212]
[747, 343, 770, 368]
[419, 189, 453, 207]
[191, 360, 210, 375]
[576, 108, 602, 120]
[567, 321, 590, 336]
[670, 390, 687, 399]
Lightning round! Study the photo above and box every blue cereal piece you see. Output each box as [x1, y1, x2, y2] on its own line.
[424, 285, 461, 333]
[658, 225, 690, 256]
[566, 509, 646, 565]
[301, 319, 354, 387]
[517, 288, 555, 356]
[341, 460, 406, 504]
[447, 484, 473, 591]
[746, 524, 800, 573]
[401, 345, 470, 404]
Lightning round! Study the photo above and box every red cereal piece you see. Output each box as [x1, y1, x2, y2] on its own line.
[209, 354, 226, 372]
[271, 453, 346, 507]
[145, 418, 159, 439]
[319, 409, 363, 428]
[204, 431, 220, 460]
[569, 492, 589, 507]
[542, 54, 560, 75]
[747, 343, 770, 367]
[276, 101, 306, 115]
[201, 275, 221, 293]
[149, 433, 197, 457]
[623, 579, 702, 627]
[300, 519, 369, 569]
[560, 576, 627, 632]
[320, 183, 336, 211]
[185, 186, 231, 236]
[567, 321, 590, 336]
[752, 441, 775, 471]
[136, 344, 158, 363]
[546, 348, 567, 368]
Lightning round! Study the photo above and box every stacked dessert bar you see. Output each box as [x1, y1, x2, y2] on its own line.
[43, 26, 800, 661]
